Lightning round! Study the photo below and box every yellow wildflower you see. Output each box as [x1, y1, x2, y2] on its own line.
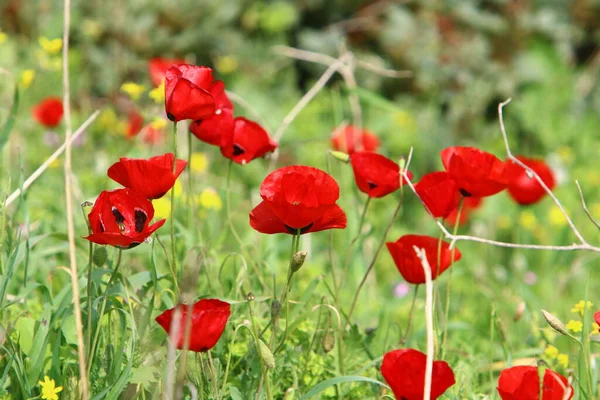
[557, 354, 569, 369]
[556, 146, 573, 164]
[172, 180, 183, 198]
[590, 203, 600, 221]
[19, 69, 35, 88]
[199, 188, 222, 211]
[39, 376, 62, 400]
[548, 207, 567, 227]
[544, 345, 558, 359]
[566, 320, 583, 333]
[519, 211, 537, 230]
[0, 31, 7, 44]
[496, 215, 511, 230]
[392, 109, 417, 131]
[120, 82, 146, 101]
[152, 198, 171, 220]
[190, 153, 208, 174]
[570, 300, 593, 317]
[150, 118, 168, 130]
[591, 322, 600, 335]
[38, 37, 63, 55]
[215, 55, 239, 74]
[149, 81, 165, 103]
[98, 108, 118, 131]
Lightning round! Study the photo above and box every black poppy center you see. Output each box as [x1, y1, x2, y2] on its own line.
[284, 223, 313, 234]
[112, 207, 125, 224]
[459, 188, 472, 197]
[134, 209, 148, 233]
[367, 181, 378, 190]
[167, 112, 175, 122]
[232, 144, 245, 156]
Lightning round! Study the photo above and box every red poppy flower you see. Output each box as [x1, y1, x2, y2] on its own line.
[350, 151, 412, 198]
[148, 57, 186, 86]
[444, 196, 483, 226]
[126, 111, 144, 138]
[595, 311, 600, 327]
[107, 153, 187, 200]
[155, 299, 231, 352]
[220, 117, 278, 164]
[505, 156, 555, 205]
[331, 125, 380, 154]
[381, 348, 455, 400]
[84, 188, 165, 249]
[441, 146, 508, 197]
[249, 165, 347, 235]
[415, 171, 461, 218]
[386, 235, 462, 284]
[165, 64, 215, 122]
[33, 97, 64, 128]
[190, 81, 234, 146]
[497, 366, 573, 400]
[140, 124, 164, 145]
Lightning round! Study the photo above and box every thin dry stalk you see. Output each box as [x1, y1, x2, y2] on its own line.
[62, 0, 89, 397]
[414, 246, 434, 400]
[4, 111, 100, 208]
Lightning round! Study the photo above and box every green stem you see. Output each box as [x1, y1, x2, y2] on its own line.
[347, 187, 404, 323]
[441, 197, 464, 360]
[399, 285, 420, 345]
[206, 350, 221, 400]
[273, 234, 300, 352]
[170, 122, 178, 295]
[87, 249, 123, 376]
[225, 159, 244, 246]
[85, 241, 93, 351]
[340, 197, 371, 293]
[247, 295, 273, 400]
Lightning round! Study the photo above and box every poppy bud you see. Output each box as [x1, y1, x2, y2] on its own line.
[329, 151, 350, 163]
[246, 292, 256, 302]
[291, 251, 307, 272]
[92, 247, 108, 267]
[321, 332, 335, 353]
[258, 339, 275, 369]
[541, 310, 569, 337]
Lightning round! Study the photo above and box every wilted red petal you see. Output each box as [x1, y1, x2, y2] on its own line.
[220, 117, 277, 164]
[331, 125, 379, 154]
[350, 152, 411, 198]
[441, 146, 508, 197]
[155, 299, 231, 352]
[381, 348, 455, 400]
[107, 153, 187, 200]
[505, 156, 555, 205]
[33, 97, 64, 128]
[83, 188, 165, 249]
[250, 165, 346, 235]
[386, 235, 461, 284]
[415, 171, 461, 217]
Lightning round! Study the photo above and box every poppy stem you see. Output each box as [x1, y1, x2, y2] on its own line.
[347, 187, 404, 323]
[399, 285, 420, 345]
[87, 248, 122, 376]
[225, 159, 244, 246]
[170, 121, 178, 295]
[206, 350, 221, 400]
[340, 196, 372, 295]
[441, 197, 464, 360]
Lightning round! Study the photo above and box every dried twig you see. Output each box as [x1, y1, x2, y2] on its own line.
[62, 0, 89, 397]
[575, 180, 600, 231]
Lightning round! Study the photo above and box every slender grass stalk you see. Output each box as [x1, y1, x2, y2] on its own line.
[247, 294, 273, 400]
[87, 249, 123, 376]
[170, 122, 179, 294]
[225, 159, 244, 246]
[399, 285, 420, 345]
[207, 350, 221, 400]
[441, 197, 464, 360]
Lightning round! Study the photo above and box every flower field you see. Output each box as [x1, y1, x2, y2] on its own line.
[1, 1, 600, 399]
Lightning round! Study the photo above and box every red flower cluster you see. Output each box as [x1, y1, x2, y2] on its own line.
[188, 73, 277, 164]
[155, 298, 231, 352]
[84, 153, 185, 248]
[249, 166, 347, 235]
[165, 64, 216, 122]
[497, 366, 573, 400]
[381, 348, 455, 400]
[33, 97, 64, 128]
[386, 235, 461, 284]
[350, 151, 412, 198]
[331, 125, 380, 154]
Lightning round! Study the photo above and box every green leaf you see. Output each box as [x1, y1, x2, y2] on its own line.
[0, 86, 19, 151]
[130, 365, 159, 387]
[301, 376, 389, 400]
[228, 386, 243, 400]
[15, 317, 35, 355]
